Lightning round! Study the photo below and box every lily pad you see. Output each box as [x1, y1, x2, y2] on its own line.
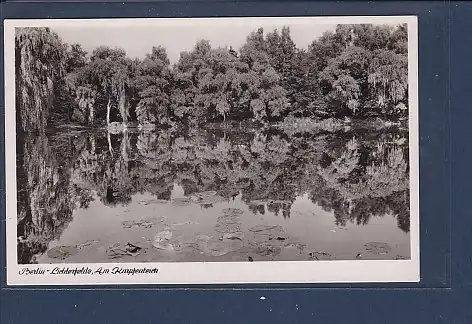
[126, 243, 142, 253]
[309, 251, 334, 260]
[222, 232, 244, 241]
[144, 216, 168, 223]
[249, 225, 284, 236]
[284, 242, 307, 250]
[77, 240, 100, 249]
[122, 216, 166, 229]
[152, 230, 175, 250]
[152, 241, 175, 251]
[393, 254, 408, 260]
[47, 246, 78, 259]
[153, 230, 172, 241]
[106, 243, 142, 259]
[215, 222, 241, 233]
[251, 243, 281, 257]
[122, 220, 153, 229]
[364, 242, 392, 255]
[171, 220, 199, 227]
[195, 234, 244, 257]
[215, 213, 242, 233]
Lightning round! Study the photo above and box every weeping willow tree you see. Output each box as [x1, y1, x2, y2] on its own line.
[15, 27, 66, 133]
[368, 48, 408, 115]
[67, 46, 133, 126]
[90, 47, 131, 126]
[110, 75, 130, 125]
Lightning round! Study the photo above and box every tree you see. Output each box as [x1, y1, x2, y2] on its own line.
[65, 43, 88, 73]
[318, 46, 371, 116]
[239, 28, 289, 122]
[135, 46, 172, 125]
[15, 27, 67, 133]
[367, 48, 408, 115]
[71, 46, 134, 125]
[313, 24, 408, 118]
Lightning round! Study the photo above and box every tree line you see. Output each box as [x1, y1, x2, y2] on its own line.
[15, 24, 408, 133]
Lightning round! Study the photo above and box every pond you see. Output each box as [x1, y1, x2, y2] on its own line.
[16, 125, 410, 264]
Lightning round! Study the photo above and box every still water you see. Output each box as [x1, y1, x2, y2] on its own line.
[17, 125, 410, 264]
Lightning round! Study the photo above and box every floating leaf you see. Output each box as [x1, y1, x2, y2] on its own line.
[251, 243, 281, 257]
[195, 234, 244, 257]
[47, 246, 78, 259]
[77, 240, 100, 249]
[154, 230, 172, 241]
[122, 220, 152, 229]
[309, 251, 334, 260]
[222, 232, 244, 241]
[284, 242, 306, 250]
[171, 220, 199, 226]
[364, 242, 392, 255]
[249, 225, 284, 236]
[152, 241, 174, 251]
[106, 243, 143, 259]
[152, 230, 174, 250]
[215, 222, 241, 233]
[126, 242, 142, 253]
[393, 254, 408, 260]
[215, 213, 242, 233]
[122, 216, 166, 229]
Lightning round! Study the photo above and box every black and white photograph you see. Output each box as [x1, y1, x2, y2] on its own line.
[4, 17, 419, 284]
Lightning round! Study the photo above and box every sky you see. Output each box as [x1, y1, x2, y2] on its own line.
[52, 19, 337, 63]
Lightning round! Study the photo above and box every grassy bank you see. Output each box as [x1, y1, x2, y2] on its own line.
[275, 116, 406, 135]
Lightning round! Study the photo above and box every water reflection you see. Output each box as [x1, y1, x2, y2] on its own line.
[17, 126, 410, 263]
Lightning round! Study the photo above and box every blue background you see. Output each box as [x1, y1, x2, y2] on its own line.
[1, 1, 470, 322]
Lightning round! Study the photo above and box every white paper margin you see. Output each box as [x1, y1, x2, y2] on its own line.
[4, 16, 420, 285]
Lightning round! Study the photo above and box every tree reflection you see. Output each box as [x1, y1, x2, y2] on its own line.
[17, 135, 75, 264]
[17, 127, 410, 263]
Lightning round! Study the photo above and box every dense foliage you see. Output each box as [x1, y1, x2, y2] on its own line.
[15, 28, 66, 133]
[15, 23, 408, 130]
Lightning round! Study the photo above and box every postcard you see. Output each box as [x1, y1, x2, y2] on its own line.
[4, 16, 419, 285]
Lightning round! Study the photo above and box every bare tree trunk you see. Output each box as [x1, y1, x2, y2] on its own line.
[89, 104, 94, 125]
[107, 132, 113, 156]
[121, 130, 129, 162]
[91, 134, 96, 152]
[106, 97, 111, 125]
